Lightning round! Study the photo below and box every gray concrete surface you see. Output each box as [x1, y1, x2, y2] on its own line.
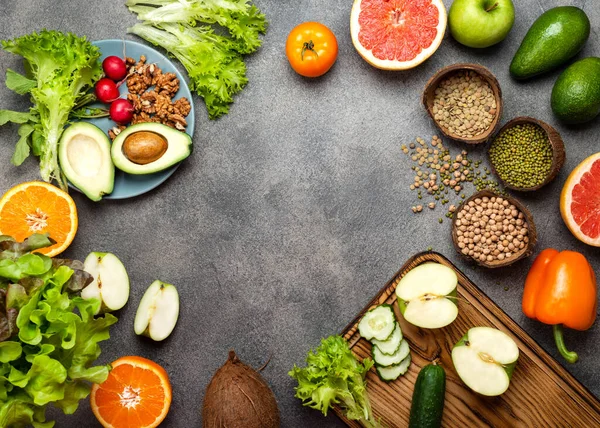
[0, 0, 599, 426]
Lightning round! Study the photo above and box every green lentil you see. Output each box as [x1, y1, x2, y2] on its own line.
[489, 123, 552, 188]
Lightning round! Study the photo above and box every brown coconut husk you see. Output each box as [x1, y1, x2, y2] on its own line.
[202, 350, 280, 428]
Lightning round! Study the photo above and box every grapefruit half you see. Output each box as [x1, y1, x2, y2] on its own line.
[350, 0, 447, 70]
[560, 152, 600, 246]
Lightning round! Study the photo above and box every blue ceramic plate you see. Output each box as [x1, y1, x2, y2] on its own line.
[74, 39, 195, 199]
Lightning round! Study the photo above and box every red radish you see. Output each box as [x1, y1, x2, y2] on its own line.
[109, 98, 134, 125]
[95, 78, 120, 103]
[102, 56, 128, 81]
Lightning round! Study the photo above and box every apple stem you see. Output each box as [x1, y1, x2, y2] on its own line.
[553, 324, 578, 364]
[485, 2, 499, 12]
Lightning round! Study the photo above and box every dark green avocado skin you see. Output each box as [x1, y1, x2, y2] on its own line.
[510, 6, 590, 80]
[551, 57, 600, 124]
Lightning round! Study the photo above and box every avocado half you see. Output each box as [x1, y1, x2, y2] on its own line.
[59, 122, 114, 201]
[111, 123, 192, 175]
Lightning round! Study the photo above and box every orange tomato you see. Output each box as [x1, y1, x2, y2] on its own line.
[286, 22, 338, 78]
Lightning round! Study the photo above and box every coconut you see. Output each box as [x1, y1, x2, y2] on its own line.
[202, 350, 280, 428]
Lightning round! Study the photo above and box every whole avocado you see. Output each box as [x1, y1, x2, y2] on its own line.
[510, 6, 590, 80]
[552, 57, 600, 124]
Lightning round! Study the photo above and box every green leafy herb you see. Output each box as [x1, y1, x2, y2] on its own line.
[0, 30, 102, 190]
[126, 0, 267, 119]
[0, 234, 117, 427]
[289, 335, 381, 427]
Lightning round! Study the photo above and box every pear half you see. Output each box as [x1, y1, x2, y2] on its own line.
[81, 252, 130, 314]
[452, 327, 519, 396]
[134, 280, 180, 341]
[395, 262, 458, 329]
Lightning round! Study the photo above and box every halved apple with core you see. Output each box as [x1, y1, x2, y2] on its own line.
[395, 262, 458, 329]
[452, 327, 519, 396]
[81, 252, 130, 314]
[134, 280, 180, 341]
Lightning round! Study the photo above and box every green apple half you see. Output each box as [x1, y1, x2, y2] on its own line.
[395, 262, 458, 329]
[81, 252, 130, 314]
[134, 280, 180, 341]
[452, 327, 519, 396]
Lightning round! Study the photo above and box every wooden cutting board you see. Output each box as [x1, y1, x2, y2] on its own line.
[336, 252, 600, 427]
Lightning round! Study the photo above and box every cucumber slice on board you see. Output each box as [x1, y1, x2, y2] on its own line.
[373, 339, 410, 366]
[376, 354, 411, 382]
[358, 304, 396, 341]
[371, 322, 403, 355]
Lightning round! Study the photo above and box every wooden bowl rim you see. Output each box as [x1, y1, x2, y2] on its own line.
[422, 63, 503, 145]
[487, 116, 566, 192]
[451, 189, 537, 268]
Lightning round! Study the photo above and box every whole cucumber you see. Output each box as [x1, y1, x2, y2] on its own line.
[409, 363, 446, 428]
[510, 6, 590, 80]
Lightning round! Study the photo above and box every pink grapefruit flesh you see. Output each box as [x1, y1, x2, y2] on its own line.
[560, 153, 600, 246]
[351, 0, 447, 70]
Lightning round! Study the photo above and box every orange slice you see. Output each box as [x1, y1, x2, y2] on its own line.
[560, 152, 600, 246]
[91, 356, 172, 428]
[0, 181, 78, 257]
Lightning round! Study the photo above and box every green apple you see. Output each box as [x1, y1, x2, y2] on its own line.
[449, 0, 515, 48]
[134, 280, 180, 341]
[395, 262, 458, 329]
[81, 252, 130, 314]
[452, 327, 519, 396]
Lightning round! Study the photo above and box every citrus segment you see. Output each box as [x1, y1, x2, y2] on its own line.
[91, 356, 172, 428]
[351, 0, 446, 70]
[560, 153, 600, 246]
[0, 181, 78, 257]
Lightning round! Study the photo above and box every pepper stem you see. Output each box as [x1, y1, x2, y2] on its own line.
[553, 324, 578, 364]
[301, 40, 318, 61]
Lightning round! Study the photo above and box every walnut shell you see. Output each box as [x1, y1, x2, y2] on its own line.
[122, 131, 168, 165]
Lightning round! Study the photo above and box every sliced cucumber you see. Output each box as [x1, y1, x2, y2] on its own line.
[371, 322, 403, 355]
[376, 354, 411, 382]
[373, 339, 410, 366]
[358, 304, 396, 341]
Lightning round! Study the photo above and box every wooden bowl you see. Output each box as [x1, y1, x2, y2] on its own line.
[488, 116, 566, 192]
[451, 190, 537, 268]
[422, 63, 503, 145]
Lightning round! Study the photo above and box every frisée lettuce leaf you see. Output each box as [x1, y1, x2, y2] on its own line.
[0, 30, 102, 190]
[289, 335, 381, 428]
[0, 234, 117, 428]
[126, 0, 267, 119]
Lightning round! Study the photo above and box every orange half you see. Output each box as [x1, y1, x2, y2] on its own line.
[91, 356, 172, 428]
[0, 181, 78, 257]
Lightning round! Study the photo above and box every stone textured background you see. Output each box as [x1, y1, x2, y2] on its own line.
[0, 0, 598, 426]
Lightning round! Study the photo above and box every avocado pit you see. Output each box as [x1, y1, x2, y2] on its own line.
[122, 131, 168, 165]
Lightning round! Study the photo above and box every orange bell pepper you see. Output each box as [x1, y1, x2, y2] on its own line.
[522, 249, 597, 363]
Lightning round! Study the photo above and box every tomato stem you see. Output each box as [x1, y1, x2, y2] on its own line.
[301, 40, 318, 61]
